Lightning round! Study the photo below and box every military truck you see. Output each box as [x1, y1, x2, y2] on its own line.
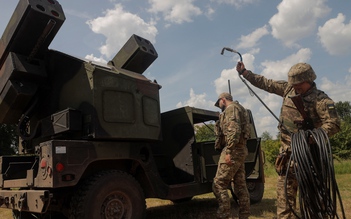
[0, 0, 264, 218]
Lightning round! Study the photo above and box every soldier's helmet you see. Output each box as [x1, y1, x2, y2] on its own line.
[288, 63, 316, 85]
[215, 92, 233, 107]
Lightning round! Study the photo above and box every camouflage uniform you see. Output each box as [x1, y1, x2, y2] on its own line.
[213, 99, 250, 219]
[242, 63, 340, 219]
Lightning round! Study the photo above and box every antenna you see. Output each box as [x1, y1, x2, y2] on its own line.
[228, 80, 231, 94]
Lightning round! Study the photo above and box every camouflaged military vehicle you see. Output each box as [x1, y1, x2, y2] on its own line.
[0, 0, 264, 218]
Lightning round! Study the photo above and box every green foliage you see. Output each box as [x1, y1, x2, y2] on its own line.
[194, 123, 216, 142]
[333, 159, 351, 174]
[260, 131, 280, 165]
[263, 162, 278, 177]
[329, 101, 351, 160]
[335, 101, 351, 123]
[260, 131, 272, 141]
[0, 124, 17, 155]
[330, 121, 351, 159]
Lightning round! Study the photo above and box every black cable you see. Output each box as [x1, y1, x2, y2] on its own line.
[288, 128, 346, 219]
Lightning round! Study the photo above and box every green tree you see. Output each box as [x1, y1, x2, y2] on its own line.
[261, 131, 273, 141]
[330, 121, 351, 159]
[0, 124, 17, 155]
[194, 123, 216, 142]
[260, 131, 280, 164]
[335, 101, 351, 123]
[329, 101, 351, 159]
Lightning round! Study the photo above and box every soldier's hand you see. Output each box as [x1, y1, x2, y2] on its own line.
[236, 61, 246, 75]
[225, 154, 232, 165]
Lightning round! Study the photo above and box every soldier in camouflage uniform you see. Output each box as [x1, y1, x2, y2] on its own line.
[213, 92, 251, 219]
[236, 62, 340, 219]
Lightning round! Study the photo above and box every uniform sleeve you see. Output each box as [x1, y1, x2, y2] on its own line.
[316, 97, 341, 137]
[244, 70, 287, 97]
[225, 106, 242, 154]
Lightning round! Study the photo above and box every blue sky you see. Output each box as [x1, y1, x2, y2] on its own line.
[1, 0, 351, 137]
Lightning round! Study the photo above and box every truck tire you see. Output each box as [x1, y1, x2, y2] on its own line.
[69, 170, 146, 219]
[247, 181, 264, 204]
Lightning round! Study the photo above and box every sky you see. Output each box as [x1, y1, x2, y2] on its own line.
[1, 0, 351, 138]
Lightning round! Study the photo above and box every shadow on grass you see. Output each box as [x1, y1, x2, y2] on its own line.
[146, 197, 276, 219]
[250, 198, 276, 217]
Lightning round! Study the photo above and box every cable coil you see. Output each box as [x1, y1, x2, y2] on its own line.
[288, 128, 346, 219]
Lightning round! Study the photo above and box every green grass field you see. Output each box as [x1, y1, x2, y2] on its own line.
[0, 161, 350, 219]
[146, 161, 351, 219]
[146, 175, 349, 218]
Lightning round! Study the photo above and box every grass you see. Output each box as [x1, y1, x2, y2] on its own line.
[0, 208, 11, 219]
[146, 175, 277, 219]
[146, 161, 351, 219]
[334, 159, 351, 174]
[0, 161, 350, 219]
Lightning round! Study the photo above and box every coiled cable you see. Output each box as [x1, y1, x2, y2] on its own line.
[287, 128, 346, 219]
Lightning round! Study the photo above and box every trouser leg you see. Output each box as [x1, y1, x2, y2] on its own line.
[213, 162, 239, 219]
[233, 163, 250, 219]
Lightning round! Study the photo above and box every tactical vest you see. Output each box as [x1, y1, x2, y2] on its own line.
[280, 83, 325, 134]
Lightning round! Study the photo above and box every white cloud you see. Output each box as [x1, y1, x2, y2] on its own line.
[260, 48, 312, 79]
[211, 52, 256, 99]
[214, 52, 256, 97]
[318, 13, 351, 55]
[240, 53, 255, 71]
[148, 0, 202, 24]
[205, 5, 215, 19]
[237, 25, 269, 49]
[85, 54, 108, 63]
[269, 0, 330, 47]
[87, 4, 158, 58]
[176, 88, 214, 108]
[320, 76, 351, 102]
[213, 0, 260, 8]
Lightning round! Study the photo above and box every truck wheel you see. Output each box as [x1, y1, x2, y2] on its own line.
[70, 170, 146, 219]
[247, 181, 264, 204]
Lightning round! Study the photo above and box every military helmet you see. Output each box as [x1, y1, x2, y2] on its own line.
[288, 63, 316, 85]
[215, 92, 233, 107]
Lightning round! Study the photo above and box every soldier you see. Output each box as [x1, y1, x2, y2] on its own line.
[213, 92, 250, 219]
[236, 62, 341, 219]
